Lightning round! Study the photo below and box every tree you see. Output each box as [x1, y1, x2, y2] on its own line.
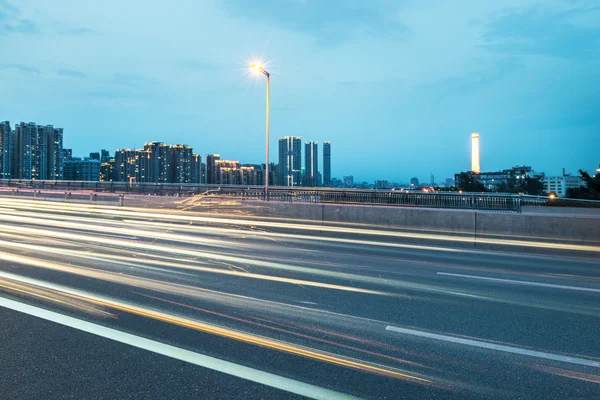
[456, 172, 487, 192]
[523, 177, 545, 195]
[567, 170, 600, 200]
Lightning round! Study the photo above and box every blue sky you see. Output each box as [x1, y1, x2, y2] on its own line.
[0, 0, 598, 183]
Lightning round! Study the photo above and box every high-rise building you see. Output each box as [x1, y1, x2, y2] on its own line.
[410, 177, 420, 187]
[200, 162, 206, 184]
[471, 133, 480, 174]
[64, 158, 100, 181]
[278, 136, 302, 186]
[0, 121, 12, 179]
[304, 141, 319, 187]
[343, 175, 354, 187]
[206, 154, 220, 184]
[100, 149, 111, 163]
[376, 180, 391, 189]
[239, 166, 257, 185]
[214, 160, 240, 185]
[114, 148, 136, 182]
[191, 153, 201, 184]
[112, 143, 195, 184]
[100, 158, 115, 182]
[170, 144, 193, 183]
[144, 142, 171, 182]
[89, 152, 100, 160]
[48, 127, 63, 180]
[63, 148, 72, 161]
[323, 141, 331, 187]
[11, 122, 63, 180]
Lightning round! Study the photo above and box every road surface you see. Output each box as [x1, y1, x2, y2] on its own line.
[0, 197, 598, 399]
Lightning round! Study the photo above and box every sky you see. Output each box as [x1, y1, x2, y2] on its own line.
[0, 0, 599, 183]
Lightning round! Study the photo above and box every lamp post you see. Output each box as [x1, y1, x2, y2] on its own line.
[251, 63, 270, 200]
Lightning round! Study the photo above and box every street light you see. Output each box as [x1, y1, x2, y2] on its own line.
[251, 63, 271, 200]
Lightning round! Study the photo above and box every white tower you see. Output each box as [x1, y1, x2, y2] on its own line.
[471, 133, 480, 173]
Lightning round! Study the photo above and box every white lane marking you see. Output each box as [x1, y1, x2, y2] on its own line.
[385, 325, 600, 368]
[0, 297, 360, 400]
[437, 272, 600, 293]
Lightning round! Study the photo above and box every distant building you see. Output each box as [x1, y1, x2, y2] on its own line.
[170, 144, 193, 183]
[206, 154, 220, 184]
[543, 173, 583, 197]
[100, 149, 111, 163]
[278, 136, 302, 186]
[410, 177, 419, 187]
[323, 141, 331, 187]
[64, 158, 100, 181]
[455, 165, 542, 191]
[214, 160, 240, 185]
[100, 158, 115, 182]
[62, 148, 72, 161]
[0, 121, 12, 179]
[144, 142, 171, 183]
[343, 175, 354, 187]
[12, 122, 63, 180]
[444, 178, 455, 188]
[376, 180, 391, 189]
[89, 152, 100, 160]
[304, 141, 319, 187]
[191, 153, 201, 184]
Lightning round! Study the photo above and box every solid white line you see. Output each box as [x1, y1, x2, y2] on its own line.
[0, 297, 360, 400]
[385, 325, 600, 368]
[437, 272, 600, 293]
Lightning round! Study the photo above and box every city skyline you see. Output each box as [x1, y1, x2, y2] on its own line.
[1, 118, 598, 186]
[1, 1, 598, 183]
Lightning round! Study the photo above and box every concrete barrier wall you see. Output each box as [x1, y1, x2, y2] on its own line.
[475, 212, 600, 244]
[4, 192, 598, 247]
[124, 198, 600, 246]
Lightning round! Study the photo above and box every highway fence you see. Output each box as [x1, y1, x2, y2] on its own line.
[0, 179, 535, 212]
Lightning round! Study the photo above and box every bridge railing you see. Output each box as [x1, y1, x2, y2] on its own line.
[0, 179, 525, 212]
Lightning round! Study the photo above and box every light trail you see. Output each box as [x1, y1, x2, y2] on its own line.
[0, 245, 394, 298]
[0, 271, 431, 383]
[1, 197, 597, 252]
[437, 272, 600, 293]
[386, 325, 600, 368]
[0, 297, 362, 400]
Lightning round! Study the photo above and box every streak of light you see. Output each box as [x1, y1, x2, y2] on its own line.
[386, 325, 600, 368]
[1, 197, 597, 252]
[0, 297, 361, 400]
[0, 278, 115, 318]
[249, 314, 416, 355]
[0, 212, 247, 251]
[136, 292, 427, 369]
[2, 227, 597, 317]
[0, 272, 431, 383]
[0, 243, 394, 296]
[0, 224, 491, 300]
[437, 272, 600, 293]
[527, 364, 600, 384]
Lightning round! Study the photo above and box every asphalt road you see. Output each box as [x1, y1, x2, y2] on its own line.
[0, 197, 599, 399]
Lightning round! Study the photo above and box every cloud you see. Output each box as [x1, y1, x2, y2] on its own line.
[482, 5, 600, 59]
[57, 68, 88, 78]
[220, 0, 407, 47]
[0, 63, 41, 74]
[0, 1, 39, 34]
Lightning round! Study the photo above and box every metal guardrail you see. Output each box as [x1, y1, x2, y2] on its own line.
[0, 179, 527, 212]
[0, 187, 124, 205]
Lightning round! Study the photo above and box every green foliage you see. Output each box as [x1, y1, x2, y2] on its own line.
[456, 172, 487, 192]
[567, 170, 600, 200]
